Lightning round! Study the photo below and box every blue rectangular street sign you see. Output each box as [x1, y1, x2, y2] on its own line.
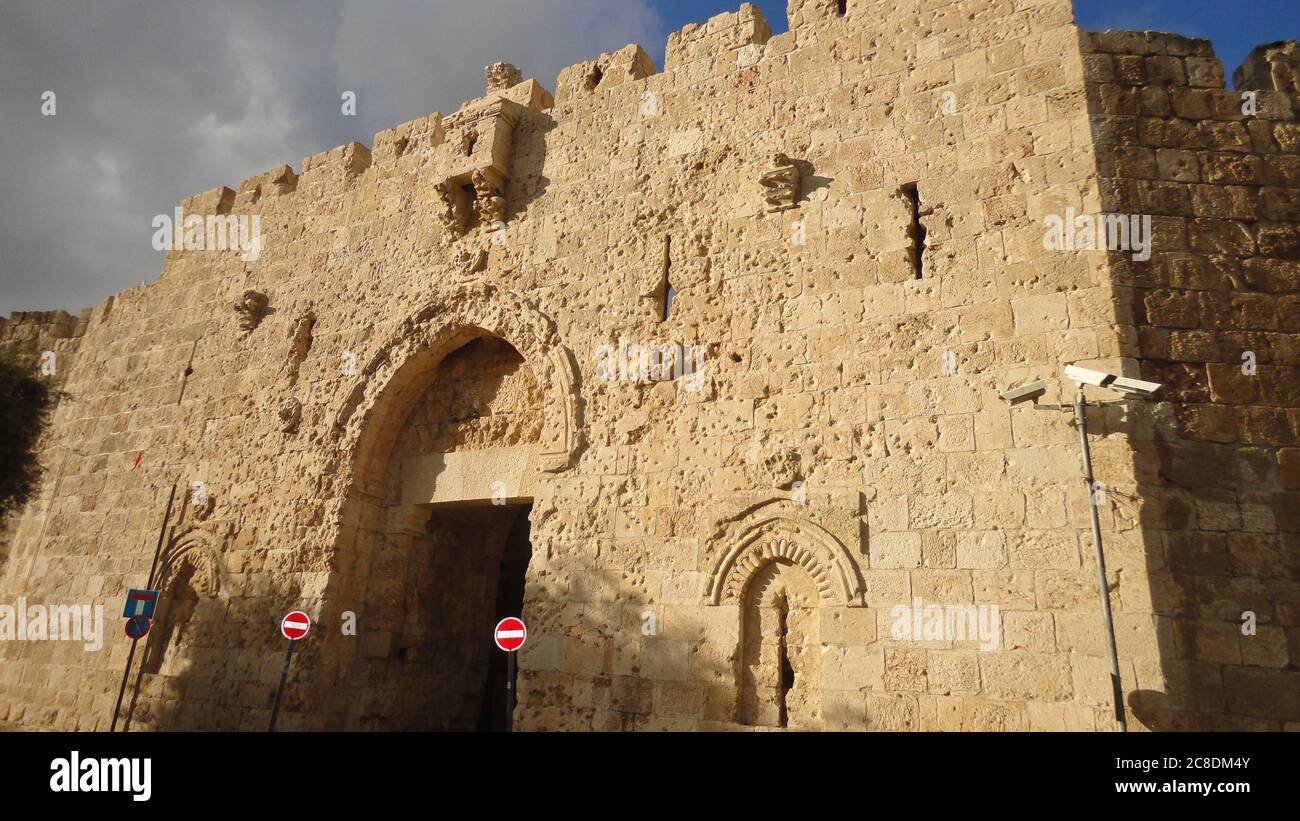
[122, 589, 159, 619]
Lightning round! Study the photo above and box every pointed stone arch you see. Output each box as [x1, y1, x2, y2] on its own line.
[313, 282, 574, 729]
[705, 513, 865, 607]
[331, 282, 583, 501]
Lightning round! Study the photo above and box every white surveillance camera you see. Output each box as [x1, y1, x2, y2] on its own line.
[1000, 379, 1047, 405]
[1063, 365, 1116, 388]
[1110, 376, 1163, 398]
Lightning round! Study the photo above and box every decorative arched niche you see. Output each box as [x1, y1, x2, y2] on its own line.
[704, 512, 866, 608]
[140, 526, 223, 676]
[155, 527, 222, 595]
[705, 504, 866, 730]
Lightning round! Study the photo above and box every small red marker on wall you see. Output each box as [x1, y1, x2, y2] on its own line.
[131, 452, 142, 470]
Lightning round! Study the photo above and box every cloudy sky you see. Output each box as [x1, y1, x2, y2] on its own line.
[0, 0, 665, 315]
[1, 0, 1293, 316]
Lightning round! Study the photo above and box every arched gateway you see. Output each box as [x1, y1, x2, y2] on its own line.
[313, 284, 581, 730]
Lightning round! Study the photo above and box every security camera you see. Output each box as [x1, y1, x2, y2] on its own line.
[1000, 379, 1047, 405]
[1110, 376, 1163, 398]
[1063, 365, 1116, 388]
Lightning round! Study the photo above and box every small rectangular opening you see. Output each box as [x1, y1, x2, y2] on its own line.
[459, 183, 478, 229]
[837, 0, 847, 16]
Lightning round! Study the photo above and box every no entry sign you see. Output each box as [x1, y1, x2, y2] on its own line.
[280, 611, 311, 640]
[494, 617, 527, 652]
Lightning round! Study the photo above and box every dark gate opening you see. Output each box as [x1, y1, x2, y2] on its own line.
[477, 503, 532, 731]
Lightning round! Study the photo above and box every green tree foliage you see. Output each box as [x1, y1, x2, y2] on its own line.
[0, 348, 57, 520]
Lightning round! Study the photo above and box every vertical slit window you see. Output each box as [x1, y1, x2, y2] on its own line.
[661, 236, 675, 321]
[902, 183, 926, 279]
[777, 593, 793, 729]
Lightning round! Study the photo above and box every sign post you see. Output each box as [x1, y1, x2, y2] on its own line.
[269, 611, 311, 732]
[109, 587, 161, 733]
[109, 483, 175, 733]
[493, 617, 527, 733]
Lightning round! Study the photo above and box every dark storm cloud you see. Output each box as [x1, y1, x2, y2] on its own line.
[0, 0, 663, 315]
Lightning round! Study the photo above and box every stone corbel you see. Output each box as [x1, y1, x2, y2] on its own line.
[472, 168, 508, 231]
[234, 290, 269, 333]
[759, 153, 802, 212]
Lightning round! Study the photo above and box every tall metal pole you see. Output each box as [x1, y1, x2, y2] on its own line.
[506, 651, 516, 733]
[1073, 383, 1128, 732]
[268, 641, 296, 732]
[108, 640, 140, 733]
[145, 482, 179, 590]
[110, 482, 177, 732]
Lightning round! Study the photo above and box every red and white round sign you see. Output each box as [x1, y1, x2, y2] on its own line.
[494, 617, 527, 652]
[280, 610, 311, 640]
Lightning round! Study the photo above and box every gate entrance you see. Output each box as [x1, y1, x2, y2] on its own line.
[323, 332, 546, 730]
[396, 500, 532, 731]
[477, 505, 532, 731]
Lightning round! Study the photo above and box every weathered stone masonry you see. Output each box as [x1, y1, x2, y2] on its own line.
[1, 0, 1297, 731]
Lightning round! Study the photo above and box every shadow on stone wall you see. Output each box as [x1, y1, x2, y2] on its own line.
[1083, 29, 1300, 731]
[118, 563, 766, 732]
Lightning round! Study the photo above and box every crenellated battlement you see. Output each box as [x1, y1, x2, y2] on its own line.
[0, 309, 87, 342]
[234, 164, 299, 210]
[1082, 29, 1299, 123]
[135, 4, 1298, 309]
[0, 308, 90, 398]
[163, 2, 839, 215]
[663, 3, 771, 71]
[180, 185, 235, 217]
[189, 72, 557, 220]
[554, 44, 656, 106]
[155, 2, 836, 218]
[1236, 40, 1300, 111]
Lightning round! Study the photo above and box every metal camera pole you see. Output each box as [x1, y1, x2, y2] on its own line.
[1072, 382, 1128, 732]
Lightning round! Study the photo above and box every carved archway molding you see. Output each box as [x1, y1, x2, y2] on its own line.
[156, 526, 223, 597]
[705, 514, 865, 608]
[331, 282, 583, 496]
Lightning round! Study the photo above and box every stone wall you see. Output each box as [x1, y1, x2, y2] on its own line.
[1085, 31, 1300, 728]
[0, 309, 89, 570]
[0, 309, 87, 354]
[0, 0, 1296, 732]
[0, 309, 89, 406]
